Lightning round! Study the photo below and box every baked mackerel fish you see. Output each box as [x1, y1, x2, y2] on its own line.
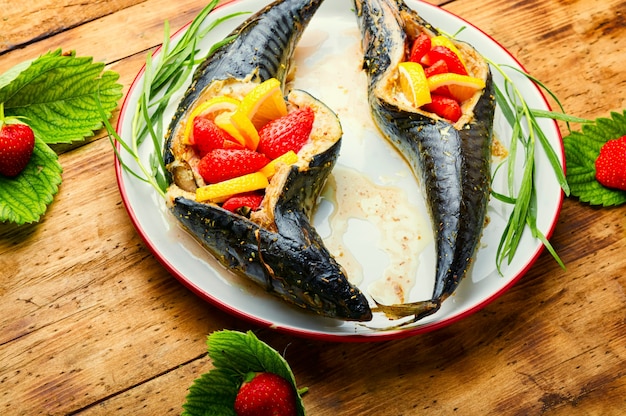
[163, 0, 372, 322]
[354, 0, 496, 323]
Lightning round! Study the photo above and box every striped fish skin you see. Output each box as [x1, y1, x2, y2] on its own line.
[354, 0, 496, 322]
[163, 0, 373, 322]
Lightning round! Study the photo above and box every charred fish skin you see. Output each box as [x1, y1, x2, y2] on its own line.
[164, 0, 373, 322]
[164, 0, 324, 169]
[354, 0, 495, 320]
[172, 139, 371, 321]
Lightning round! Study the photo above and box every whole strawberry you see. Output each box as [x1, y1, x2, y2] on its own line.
[595, 135, 626, 191]
[234, 372, 297, 416]
[257, 107, 314, 160]
[0, 117, 35, 178]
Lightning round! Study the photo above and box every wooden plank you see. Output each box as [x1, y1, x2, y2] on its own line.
[0, 0, 146, 54]
[0, 0, 624, 415]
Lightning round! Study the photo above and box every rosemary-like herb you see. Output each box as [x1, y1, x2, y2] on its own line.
[485, 59, 590, 272]
[100, 0, 246, 198]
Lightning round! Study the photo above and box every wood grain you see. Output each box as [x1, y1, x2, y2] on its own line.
[1, 0, 624, 415]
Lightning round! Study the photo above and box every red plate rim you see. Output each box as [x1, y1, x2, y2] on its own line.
[114, 0, 564, 342]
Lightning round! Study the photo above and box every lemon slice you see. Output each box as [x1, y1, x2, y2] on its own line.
[259, 150, 298, 178]
[230, 111, 260, 150]
[235, 78, 288, 130]
[398, 62, 432, 107]
[214, 111, 247, 147]
[183, 96, 241, 145]
[427, 73, 486, 102]
[196, 172, 269, 203]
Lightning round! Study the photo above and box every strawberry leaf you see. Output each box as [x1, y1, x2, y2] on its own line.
[182, 330, 306, 416]
[564, 110, 626, 206]
[0, 49, 122, 144]
[0, 50, 122, 224]
[0, 137, 62, 224]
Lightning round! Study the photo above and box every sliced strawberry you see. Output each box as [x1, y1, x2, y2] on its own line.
[409, 33, 431, 63]
[595, 135, 626, 191]
[222, 139, 246, 150]
[197, 148, 270, 184]
[222, 192, 265, 213]
[257, 107, 314, 160]
[192, 117, 234, 157]
[421, 46, 468, 75]
[423, 59, 449, 77]
[422, 94, 462, 122]
[424, 60, 452, 98]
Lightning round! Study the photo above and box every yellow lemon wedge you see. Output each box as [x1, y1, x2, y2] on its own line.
[235, 78, 288, 130]
[398, 62, 432, 107]
[430, 35, 466, 66]
[196, 172, 269, 203]
[259, 150, 299, 178]
[183, 96, 241, 145]
[230, 111, 261, 150]
[427, 73, 486, 102]
[214, 111, 247, 147]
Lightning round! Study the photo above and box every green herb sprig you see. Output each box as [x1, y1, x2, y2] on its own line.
[100, 0, 247, 198]
[484, 60, 591, 272]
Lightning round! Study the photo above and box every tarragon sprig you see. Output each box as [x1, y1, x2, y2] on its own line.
[99, 0, 247, 198]
[440, 28, 587, 271]
[485, 59, 591, 272]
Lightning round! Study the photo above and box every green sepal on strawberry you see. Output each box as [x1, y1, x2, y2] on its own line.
[182, 330, 307, 416]
[564, 109, 626, 206]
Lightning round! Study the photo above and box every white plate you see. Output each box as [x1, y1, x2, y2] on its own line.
[115, 0, 564, 341]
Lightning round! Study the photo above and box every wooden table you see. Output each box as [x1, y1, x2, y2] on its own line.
[1, 0, 624, 414]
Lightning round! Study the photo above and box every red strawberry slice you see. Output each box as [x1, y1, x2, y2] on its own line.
[197, 148, 270, 184]
[192, 117, 235, 157]
[234, 372, 297, 416]
[595, 135, 626, 191]
[421, 46, 468, 75]
[222, 192, 264, 213]
[257, 107, 314, 160]
[422, 94, 462, 122]
[0, 122, 35, 178]
[409, 33, 431, 63]
[423, 59, 449, 78]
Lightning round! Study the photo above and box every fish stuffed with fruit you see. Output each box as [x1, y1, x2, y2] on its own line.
[164, 0, 373, 321]
[353, 0, 496, 323]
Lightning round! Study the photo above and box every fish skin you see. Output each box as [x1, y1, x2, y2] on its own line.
[163, 0, 373, 322]
[354, 0, 496, 322]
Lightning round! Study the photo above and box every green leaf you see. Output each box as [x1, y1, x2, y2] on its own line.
[0, 49, 123, 144]
[563, 110, 626, 206]
[0, 137, 63, 224]
[0, 50, 122, 224]
[182, 330, 306, 416]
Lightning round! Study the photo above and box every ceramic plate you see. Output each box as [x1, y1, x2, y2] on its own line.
[115, 0, 564, 341]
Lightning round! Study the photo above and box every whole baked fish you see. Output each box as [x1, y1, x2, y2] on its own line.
[163, 0, 372, 321]
[354, 0, 495, 322]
